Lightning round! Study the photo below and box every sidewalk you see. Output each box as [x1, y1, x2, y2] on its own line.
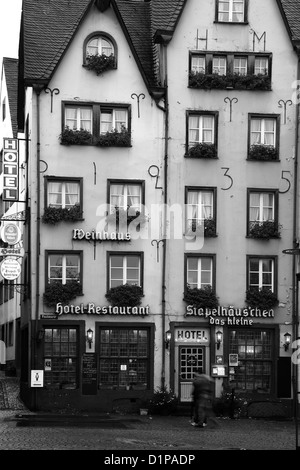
[0, 373, 298, 451]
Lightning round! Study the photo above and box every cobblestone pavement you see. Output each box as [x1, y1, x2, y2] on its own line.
[0, 375, 298, 452]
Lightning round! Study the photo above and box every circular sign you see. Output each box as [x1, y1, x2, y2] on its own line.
[1, 223, 22, 245]
[0, 257, 21, 280]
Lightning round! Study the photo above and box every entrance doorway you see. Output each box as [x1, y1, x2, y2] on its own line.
[178, 346, 205, 402]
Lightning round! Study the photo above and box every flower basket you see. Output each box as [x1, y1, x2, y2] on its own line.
[106, 206, 147, 230]
[186, 143, 217, 159]
[183, 285, 219, 309]
[60, 127, 92, 145]
[42, 204, 82, 225]
[245, 288, 279, 310]
[105, 283, 143, 307]
[147, 386, 178, 415]
[248, 221, 281, 239]
[189, 72, 271, 91]
[96, 127, 131, 147]
[248, 144, 278, 161]
[85, 53, 116, 75]
[43, 280, 82, 308]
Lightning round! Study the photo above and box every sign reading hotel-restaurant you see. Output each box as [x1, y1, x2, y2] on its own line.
[185, 305, 275, 325]
[42, 303, 150, 317]
[2, 138, 19, 202]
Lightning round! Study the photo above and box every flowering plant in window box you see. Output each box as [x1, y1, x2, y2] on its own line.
[248, 144, 278, 161]
[96, 127, 131, 147]
[85, 53, 116, 76]
[42, 204, 82, 225]
[189, 72, 271, 91]
[248, 221, 281, 239]
[105, 283, 144, 307]
[59, 127, 93, 145]
[245, 288, 279, 310]
[43, 280, 82, 308]
[146, 386, 178, 415]
[106, 206, 148, 229]
[186, 218, 217, 238]
[183, 285, 219, 309]
[186, 142, 217, 159]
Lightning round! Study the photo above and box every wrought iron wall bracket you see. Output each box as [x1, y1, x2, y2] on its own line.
[131, 93, 145, 118]
[44, 87, 60, 113]
[224, 97, 238, 122]
[278, 99, 293, 125]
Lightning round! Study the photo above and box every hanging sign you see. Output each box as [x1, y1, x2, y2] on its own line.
[0, 257, 21, 280]
[0, 223, 22, 245]
[0, 246, 25, 257]
[2, 138, 19, 202]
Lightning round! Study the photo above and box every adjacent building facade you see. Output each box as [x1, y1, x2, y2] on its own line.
[12, 0, 300, 414]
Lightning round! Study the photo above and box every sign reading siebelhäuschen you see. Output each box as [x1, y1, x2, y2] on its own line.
[185, 305, 275, 325]
[56, 303, 149, 316]
[3, 138, 19, 202]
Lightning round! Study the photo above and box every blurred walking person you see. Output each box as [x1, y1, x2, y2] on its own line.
[191, 369, 219, 428]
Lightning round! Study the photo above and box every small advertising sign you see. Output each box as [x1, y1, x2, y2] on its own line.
[0, 257, 21, 280]
[2, 138, 19, 202]
[0, 223, 22, 245]
[31, 370, 44, 387]
[229, 354, 239, 366]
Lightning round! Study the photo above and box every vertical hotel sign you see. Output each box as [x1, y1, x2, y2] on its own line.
[3, 138, 19, 201]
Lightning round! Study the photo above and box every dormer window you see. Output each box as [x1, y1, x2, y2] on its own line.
[86, 36, 114, 57]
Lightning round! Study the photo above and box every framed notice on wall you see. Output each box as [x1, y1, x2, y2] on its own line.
[229, 354, 239, 366]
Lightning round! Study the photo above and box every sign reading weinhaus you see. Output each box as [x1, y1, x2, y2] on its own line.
[56, 303, 149, 316]
[72, 229, 131, 241]
[185, 306, 275, 325]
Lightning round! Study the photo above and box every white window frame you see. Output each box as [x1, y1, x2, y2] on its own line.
[254, 57, 269, 76]
[47, 180, 81, 209]
[218, 0, 245, 23]
[109, 254, 141, 288]
[48, 253, 81, 284]
[212, 56, 227, 75]
[186, 189, 214, 230]
[249, 258, 274, 291]
[191, 56, 206, 74]
[188, 114, 215, 147]
[65, 106, 92, 132]
[187, 256, 213, 289]
[234, 57, 247, 75]
[250, 117, 276, 147]
[86, 36, 114, 57]
[100, 108, 128, 134]
[249, 192, 275, 223]
[109, 182, 142, 212]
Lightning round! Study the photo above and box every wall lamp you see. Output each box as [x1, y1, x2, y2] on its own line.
[36, 329, 45, 342]
[284, 332, 292, 351]
[86, 328, 94, 349]
[165, 330, 172, 350]
[216, 330, 223, 350]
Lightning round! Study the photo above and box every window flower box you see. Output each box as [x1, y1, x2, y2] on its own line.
[248, 144, 278, 161]
[248, 221, 281, 239]
[43, 280, 82, 308]
[42, 204, 82, 225]
[106, 206, 147, 229]
[183, 285, 219, 309]
[186, 142, 217, 159]
[60, 127, 93, 145]
[85, 53, 116, 75]
[96, 127, 131, 147]
[187, 218, 217, 238]
[245, 288, 279, 310]
[189, 72, 271, 91]
[105, 283, 144, 307]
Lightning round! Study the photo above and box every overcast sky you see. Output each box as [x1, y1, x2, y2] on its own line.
[0, 0, 22, 66]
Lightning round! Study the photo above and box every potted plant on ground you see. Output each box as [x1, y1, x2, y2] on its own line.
[147, 386, 178, 415]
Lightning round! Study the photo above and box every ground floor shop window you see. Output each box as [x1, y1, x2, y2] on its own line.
[99, 327, 149, 390]
[229, 329, 273, 393]
[44, 327, 78, 389]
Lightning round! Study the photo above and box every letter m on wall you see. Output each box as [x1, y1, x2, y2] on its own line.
[252, 31, 266, 51]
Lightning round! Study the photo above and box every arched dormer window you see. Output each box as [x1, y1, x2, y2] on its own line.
[83, 32, 117, 75]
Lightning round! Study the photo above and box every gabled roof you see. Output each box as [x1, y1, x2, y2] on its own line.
[20, 0, 187, 92]
[2, 58, 19, 138]
[277, 0, 300, 46]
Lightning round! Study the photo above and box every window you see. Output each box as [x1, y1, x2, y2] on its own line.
[86, 35, 114, 58]
[186, 112, 218, 156]
[46, 251, 82, 285]
[4, 280, 14, 302]
[185, 254, 215, 290]
[247, 256, 276, 292]
[108, 180, 144, 211]
[216, 0, 247, 23]
[99, 327, 150, 390]
[44, 327, 78, 389]
[62, 102, 131, 146]
[45, 177, 82, 210]
[8, 322, 13, 347]
[248, 115, 279, 160]
[229, 329, 273, 392]
[108, 252, 143, 289]
[247, 190, 279, 237]
[185, 187, 216, 234]
[189, 52, 272, 91]
[0, 281, 3, 305]
[2, 98, 6, 121]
